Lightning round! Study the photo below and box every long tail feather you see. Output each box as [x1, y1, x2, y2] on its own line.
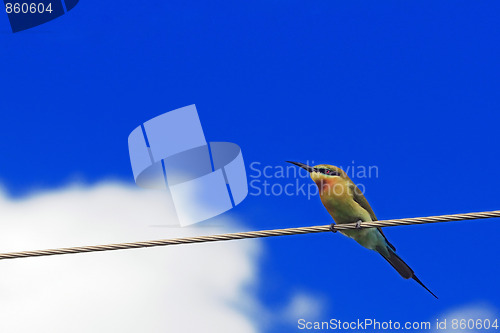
[412, 275, 438, 299]
[377, 246, 438, 299]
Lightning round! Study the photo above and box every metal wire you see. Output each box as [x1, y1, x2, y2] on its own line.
[0, 210, 499, 261]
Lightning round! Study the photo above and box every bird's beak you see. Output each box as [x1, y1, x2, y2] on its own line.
[286, 161, 316, 173]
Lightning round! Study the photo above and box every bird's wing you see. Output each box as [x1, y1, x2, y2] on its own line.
[351, 183, 377, 220]
[351, 183, 396, 251]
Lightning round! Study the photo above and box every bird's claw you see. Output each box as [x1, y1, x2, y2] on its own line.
[329, 224, 337, 233]
[355, 221, 362, 229]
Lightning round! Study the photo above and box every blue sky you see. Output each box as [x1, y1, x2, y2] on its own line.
[1, 1, 499, 331]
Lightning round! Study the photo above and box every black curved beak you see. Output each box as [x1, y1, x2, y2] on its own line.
[286, 161, 316, 173]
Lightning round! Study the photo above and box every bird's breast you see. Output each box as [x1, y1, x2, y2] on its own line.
[315, 177, 348, 197]
[317, 179, 369, 224]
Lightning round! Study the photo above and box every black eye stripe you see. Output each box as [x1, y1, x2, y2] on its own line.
[317, 168, 339, 176]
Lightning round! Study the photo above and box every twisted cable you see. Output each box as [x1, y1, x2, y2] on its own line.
[0, 210, 499, 261]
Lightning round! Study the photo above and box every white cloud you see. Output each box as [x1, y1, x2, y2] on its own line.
[433, 303, 499, 333]
[0, 182, 263, 333]
[281, 291, 326, 323]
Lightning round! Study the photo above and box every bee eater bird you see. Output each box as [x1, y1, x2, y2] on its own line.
[287, 161, 438, 298]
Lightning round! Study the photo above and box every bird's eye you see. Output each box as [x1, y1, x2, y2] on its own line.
[324, 169, 339, 176]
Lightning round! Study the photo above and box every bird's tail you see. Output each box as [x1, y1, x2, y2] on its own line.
[377, 246, 438, 299]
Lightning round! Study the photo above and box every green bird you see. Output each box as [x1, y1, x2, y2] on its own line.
[287, 161, 437, 298]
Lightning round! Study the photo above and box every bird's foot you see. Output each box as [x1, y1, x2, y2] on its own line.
[329, 224, 337, 233]
[355, 220, 362, 229]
